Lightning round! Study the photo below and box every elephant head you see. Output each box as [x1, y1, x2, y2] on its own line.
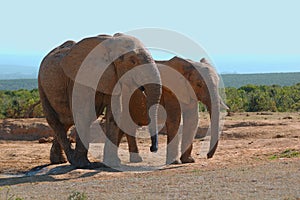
[157, 56, 227, 159]
[61, 33, 161, 152]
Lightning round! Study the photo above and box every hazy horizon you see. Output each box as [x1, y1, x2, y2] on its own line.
[0, 53, 299, 78]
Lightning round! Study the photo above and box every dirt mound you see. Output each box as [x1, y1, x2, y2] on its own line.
[225, 121, 275, 128]
[0, 118, 53, 140]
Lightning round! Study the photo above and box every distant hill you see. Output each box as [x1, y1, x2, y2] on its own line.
[221, 72, 300, 88]
[0, 79, 38, 90]
[0, 72, 299, 90]
[0, 65, 38, 80]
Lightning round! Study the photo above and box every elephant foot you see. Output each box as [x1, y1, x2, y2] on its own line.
[170, 160, 181, 165]
[50, 146, 67, 164]
[72, 158, 91, 169]
[129, 153, 143, 163]
[180, 156, 195, 164]
[166, 158, 181, 165]
[50, 153, 67, 164]
[70, 151, 91, 169]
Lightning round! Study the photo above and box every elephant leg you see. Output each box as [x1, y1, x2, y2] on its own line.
[165, 118, 181, 164]
[125, 133, 143, 163]
[72, 110, 99, 168]
[52, 125, 91, 168]
[180, 104, 198, 163]
[117, 130, 125, 147]
[117, 127, 142, 163]
[72, 131, 91, 168]
[180, 144, 194, 164]
[103, 104, 121, 167]
[71, 84, 102, 168]
[164, 93, 181, 164]
[50, 137, 67, 164]
[45, 114, 74, 164]
[39, 87, 74, 164]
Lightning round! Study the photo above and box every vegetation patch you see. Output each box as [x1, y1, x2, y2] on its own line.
[0, 83, 300, 119]
[226, 83, 300, 112]
[68, 191, 88, 200]
[269, 149, 300, 160]
[0, 186, 24, 200]
[0, 89, 43, 119]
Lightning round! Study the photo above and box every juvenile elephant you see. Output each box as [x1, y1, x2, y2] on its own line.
[119, 56, 227, 164]
[38, 33, 161, 168]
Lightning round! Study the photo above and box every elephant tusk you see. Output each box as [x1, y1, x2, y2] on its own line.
[220, 100, 229, 110]
[207, 140, 218, 159]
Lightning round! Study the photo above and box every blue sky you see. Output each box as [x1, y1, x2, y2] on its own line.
[0, 0, 300, 74]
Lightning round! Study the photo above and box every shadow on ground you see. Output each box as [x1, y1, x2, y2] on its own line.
[0, 162, 185, 186]
[0, 162, 119, 186]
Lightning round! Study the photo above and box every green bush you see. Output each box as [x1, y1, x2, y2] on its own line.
[225, 83, 300, 112]
[0, 83, 299, 119]
[0, 89, 43, 119]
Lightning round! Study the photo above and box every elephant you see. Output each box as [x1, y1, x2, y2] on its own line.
[38, 33, 162, 168]
[118, 56, 227, 164]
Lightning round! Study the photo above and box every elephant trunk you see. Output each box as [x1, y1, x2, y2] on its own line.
[207, 94, 220, 159]
[143, 83, 162, 152]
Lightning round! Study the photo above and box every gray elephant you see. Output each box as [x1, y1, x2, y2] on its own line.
[38, 33, 161, 168]
[119, 57, 227, 164]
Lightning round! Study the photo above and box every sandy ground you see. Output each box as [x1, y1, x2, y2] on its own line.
[0, 112, 299, 199]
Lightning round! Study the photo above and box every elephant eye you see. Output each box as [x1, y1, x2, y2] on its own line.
[130, 56, 137, 65]
[138, 86, 145, 91]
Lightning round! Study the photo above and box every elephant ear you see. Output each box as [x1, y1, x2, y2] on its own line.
[129, 88, 148, 126]
[175, 76, 195, 105]
[158, 57, 196, 105]
[61, 35, 121, 95]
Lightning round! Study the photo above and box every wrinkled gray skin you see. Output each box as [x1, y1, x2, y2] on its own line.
[38, 33, 161, 168]
[120, 57, 227, 164]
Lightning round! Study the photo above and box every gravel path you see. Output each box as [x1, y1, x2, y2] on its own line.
[0, 159, 299, 200]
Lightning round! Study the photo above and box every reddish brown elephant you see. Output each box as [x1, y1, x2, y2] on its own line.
[120, 56, 227, 164]
[38, 33, 161, 168]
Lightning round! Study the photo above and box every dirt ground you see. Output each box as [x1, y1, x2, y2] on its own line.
[0, 112, 299, 199]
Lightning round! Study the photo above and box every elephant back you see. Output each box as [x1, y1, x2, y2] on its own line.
[39, 40, 76, 79]
[50, 40, 76, 59]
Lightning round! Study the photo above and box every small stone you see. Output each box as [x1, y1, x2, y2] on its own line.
[283, 116, 293, 119]
[38, 137, 54, 143]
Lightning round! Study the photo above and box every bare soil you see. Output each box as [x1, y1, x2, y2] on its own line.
[0, 112, 300, 199]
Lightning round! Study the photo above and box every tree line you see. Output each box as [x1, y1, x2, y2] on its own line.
[0, 83, 299, 119]
[0, 89, 43, 119]
[225, 83, 300, 112]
